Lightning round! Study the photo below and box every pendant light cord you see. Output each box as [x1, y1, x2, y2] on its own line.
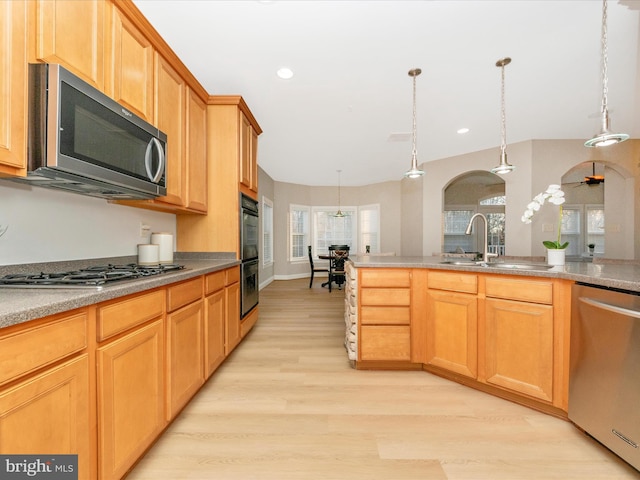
[412, 73, 418, 159]
[600, 0, 609, 115]
[500, 62, 507, 155]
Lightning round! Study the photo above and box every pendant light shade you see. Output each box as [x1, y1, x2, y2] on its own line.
[585, 0, 629, 148]
[404, 68, 425, 179]
[490, 57, 515, 175]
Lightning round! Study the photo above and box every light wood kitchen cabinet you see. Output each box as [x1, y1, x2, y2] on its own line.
[240, 111, 259, 195]
[154, 53, 186, 207]
[0, 309, 92, 479]
[96, 290, 166, 480]
[0, 0, 27, 176]
[105, 1, 154, 122]
[205, 271, 226, 377]
[481, 276, 556, 403]
[30, 0, 104, 90]
[225, 267, 242, 355]
[185, 87, 208, 212]
[166, 277, 205, 419]
[426, 271, 478, 378]
[358, 268, 411, 361]
[177, 96, 262, 255]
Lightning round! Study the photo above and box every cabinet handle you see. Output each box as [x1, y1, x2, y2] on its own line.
[145, 137, 165, 183]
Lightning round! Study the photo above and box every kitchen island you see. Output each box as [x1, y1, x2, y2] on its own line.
[344, 255, 640, 420]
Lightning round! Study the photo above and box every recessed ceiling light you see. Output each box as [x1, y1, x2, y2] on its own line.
[277, 67, 294, 79]
[457, 128, 470, 134]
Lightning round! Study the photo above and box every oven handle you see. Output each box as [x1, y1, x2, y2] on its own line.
[145, 137, 165, 183]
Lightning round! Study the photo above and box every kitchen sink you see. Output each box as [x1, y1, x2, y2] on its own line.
[484, 263, 554, 271]
[439, 260, 478, 265]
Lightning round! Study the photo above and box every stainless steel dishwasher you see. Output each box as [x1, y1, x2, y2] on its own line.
[569, 282, 640, 471]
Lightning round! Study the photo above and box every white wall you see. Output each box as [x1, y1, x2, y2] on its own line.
[0, 179, 176, 266]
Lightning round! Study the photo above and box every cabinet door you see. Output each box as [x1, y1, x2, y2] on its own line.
[225, 280, 241, 355]
[426, 289, 477, 378]
[250, 125, 258, 192]
[32, 0, 104, 89]
[360, 325, 411, 361]
[167, 300, 204, 419]
[106, 4, 154, 122]
[97, 320, 165, 480]
[0, 0, 27, 175]
[0, 355, 91, 480]
[155, 53, 186, 206]
[185, 87, 208, 212]
[205, 289, 225, 377]
[484, 298, 554, 402]
[239, 112, 253, 192]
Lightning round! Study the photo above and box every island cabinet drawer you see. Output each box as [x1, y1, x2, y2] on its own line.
[205, 271, 225, 295]
[485, 276, 553, 305]
[360, 288, 410, 306]
[0, 309, 88, 386]
[361, 306, 410, 325]
[167, 277, 204, 312]
[360, 326, 411, 361]
[360, 269, 410, 288]
[428, 270, 477, 294]
[97, 290, 165, 341]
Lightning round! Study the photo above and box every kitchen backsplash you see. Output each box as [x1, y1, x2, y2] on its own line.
[0, 179, 175, 266]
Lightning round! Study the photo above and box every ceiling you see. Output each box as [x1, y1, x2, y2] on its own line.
[132, 0, 640, 187]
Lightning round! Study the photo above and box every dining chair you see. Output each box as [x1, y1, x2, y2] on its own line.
[308, 246, 329, 288]
[328, 245, 350, 292]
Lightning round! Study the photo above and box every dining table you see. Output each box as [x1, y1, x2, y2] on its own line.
[318, 252, 349, 289]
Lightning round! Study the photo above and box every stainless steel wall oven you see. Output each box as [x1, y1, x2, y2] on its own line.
[240, 194, 259, 317]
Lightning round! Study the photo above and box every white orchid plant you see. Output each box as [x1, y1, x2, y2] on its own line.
[521, 184, 568, 250]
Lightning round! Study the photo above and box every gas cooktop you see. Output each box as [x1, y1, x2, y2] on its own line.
[0, 263, 185, 290]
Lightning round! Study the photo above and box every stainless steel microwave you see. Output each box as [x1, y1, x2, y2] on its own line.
[18, 63, 167, 200]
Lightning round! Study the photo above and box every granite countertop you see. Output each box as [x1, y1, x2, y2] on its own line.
[348, 255, 640, 293]
[0, 253, 240, 329]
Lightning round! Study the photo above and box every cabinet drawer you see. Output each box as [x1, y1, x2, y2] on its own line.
[360, 326, 410, 361]
[0, 310, 88, 385]
[485, 276, 553, 304]
[98, 290, 165, 341]
[167, 277, 203, 312]
[428, 270, 477, 294]
[226, 266, 240, 285]
[205, 271, 225, 295]
[361, 306, 410, 325]
[360, 288, 410, 306]
[360, 269, 410, 288]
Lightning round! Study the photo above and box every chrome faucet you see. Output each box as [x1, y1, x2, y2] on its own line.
[465, 213, 498, 264]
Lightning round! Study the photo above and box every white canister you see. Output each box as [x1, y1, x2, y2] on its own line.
[137, 244, 159, 265]
[151, 232, 174, 264]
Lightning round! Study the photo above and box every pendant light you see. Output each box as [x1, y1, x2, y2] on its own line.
[404, 68, 424, 179]
[491, 57, 515, 174]
[585, 0, 629, 147]
[333, 169, 345, 217]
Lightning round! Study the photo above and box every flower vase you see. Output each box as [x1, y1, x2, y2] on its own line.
[547, 248, 565, 266]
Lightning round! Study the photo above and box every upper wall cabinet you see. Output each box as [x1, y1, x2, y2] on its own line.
[105, 2, 154, 123]
[185, 87, 208, 212]
[31, 0, 105, 90]
[0, 1, 27, 176]
[240, 112, 259, 197]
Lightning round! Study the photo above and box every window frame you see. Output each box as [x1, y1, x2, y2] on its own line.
[289, 204, 310, 262]
[262, 196, 273, 267]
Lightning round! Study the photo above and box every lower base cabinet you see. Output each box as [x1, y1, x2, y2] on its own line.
[0, 355, 91, 479]
[97, 320, 165, 480]
[483, 297, 554, 402]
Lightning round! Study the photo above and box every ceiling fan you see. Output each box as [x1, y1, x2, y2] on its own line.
[581, 162, 605, 186]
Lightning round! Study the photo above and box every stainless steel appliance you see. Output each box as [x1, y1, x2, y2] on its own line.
[240, 194, 259, 317]
[16, 63, 167, 200]
[569, 282, 640, 471]
[0, 263, 184, 290]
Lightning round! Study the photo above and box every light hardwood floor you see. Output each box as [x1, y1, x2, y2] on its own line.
[127, 278, 639, 479]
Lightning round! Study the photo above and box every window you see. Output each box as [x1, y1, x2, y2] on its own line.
[359, 204, 380, 253]
[289, 204, 310, 261]
[262, 197, 273, 266]
[443, 208, 474, 253]
[312, 206, 357, 254]
[561, 204, 604, 255]
[444, 200, 505, 255]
